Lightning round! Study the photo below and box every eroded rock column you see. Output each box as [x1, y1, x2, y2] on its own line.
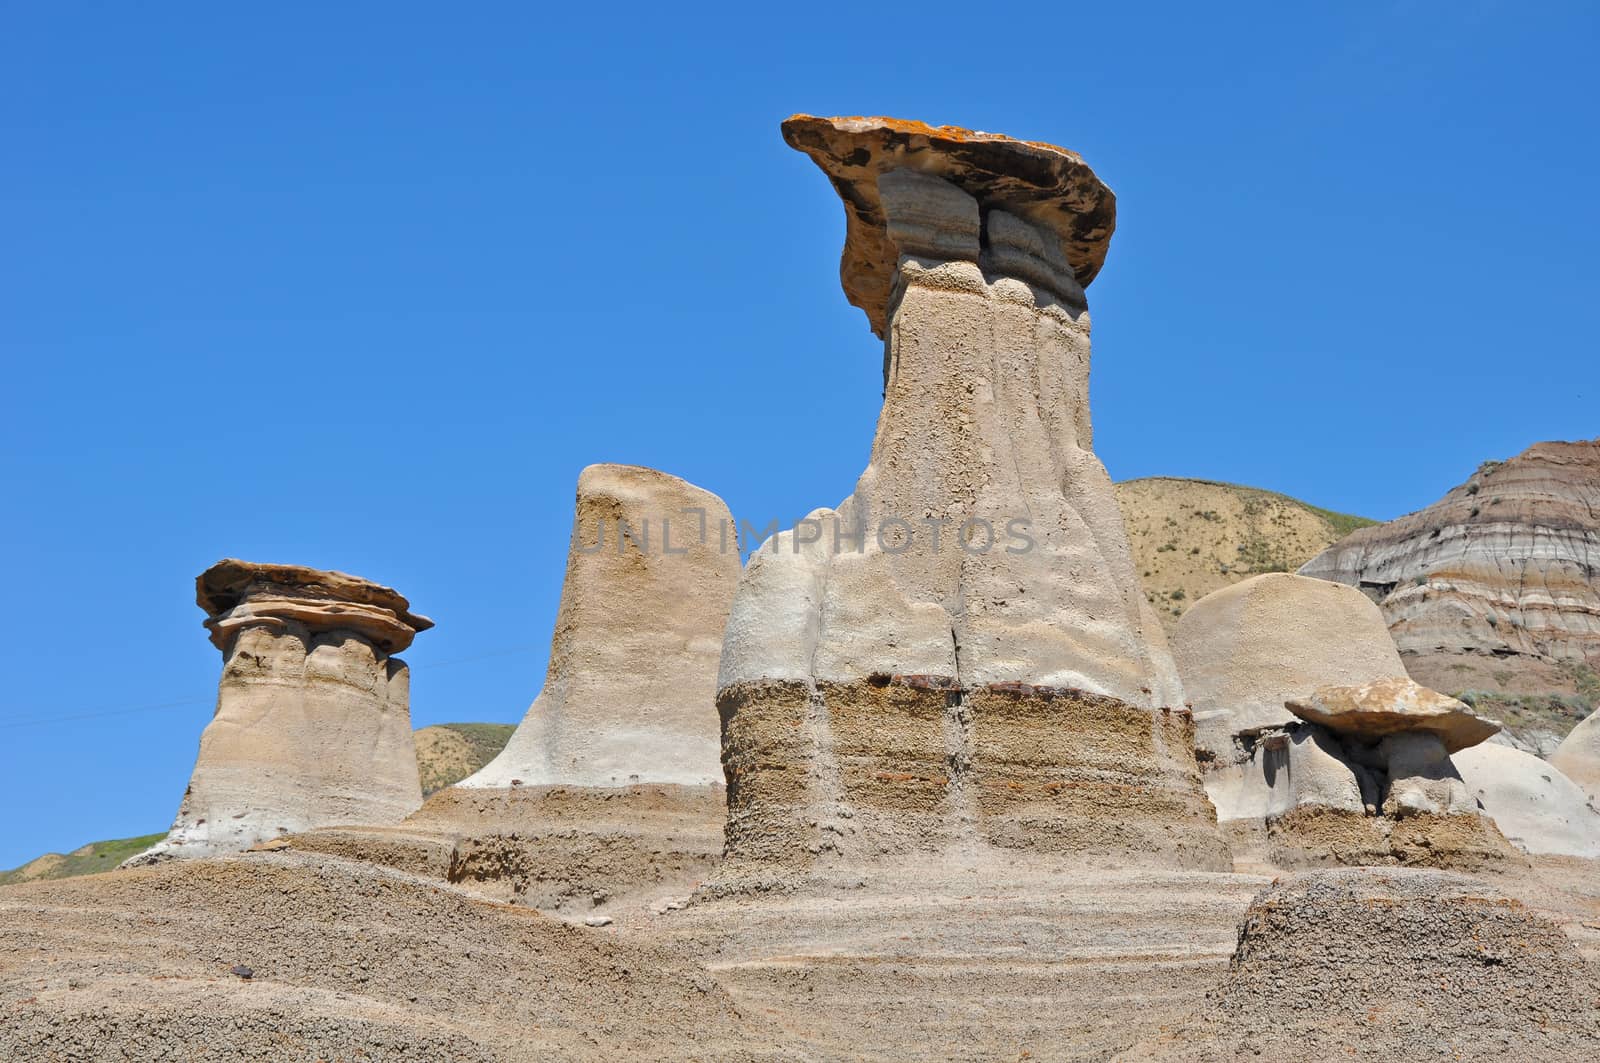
[423, 464, 742, 910]
[715, 116, 1228, 888]
[128, 560, 431, 864]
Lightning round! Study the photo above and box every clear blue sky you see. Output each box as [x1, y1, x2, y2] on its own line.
[3, 3, 1595, 867]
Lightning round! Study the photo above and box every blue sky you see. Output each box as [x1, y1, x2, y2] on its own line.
[2, 3, 1595, 867]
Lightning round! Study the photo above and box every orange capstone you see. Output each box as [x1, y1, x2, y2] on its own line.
[781, 114, 1116, 336]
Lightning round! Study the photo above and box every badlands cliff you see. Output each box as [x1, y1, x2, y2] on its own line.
[1300, 439, 1600, 718]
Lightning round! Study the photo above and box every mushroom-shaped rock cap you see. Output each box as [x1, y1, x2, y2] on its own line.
[197, 559, 433, 654]
[1286, 676, 1502, 753]
[782, 114, 1116, 336]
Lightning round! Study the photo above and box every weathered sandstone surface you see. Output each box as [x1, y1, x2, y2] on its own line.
[1286, 676, 1502, 753]
[714, 116, 1223, 890]
[127, 561, 431, 865]
[1119, 868, 1600, 1062]
[349, 465, 743, 911]
[1552, 708, 1600, 802]
[464, 463, 741, 789]
[1174, 573, 1405, 758]
[1300, 439, 1600, 701]
[1454, 742, 1600, 859]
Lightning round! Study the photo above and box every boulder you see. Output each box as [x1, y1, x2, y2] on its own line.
[1286, 676, 1501, 753]
[127, 561, 431, 865]
[1453, 742, 1600, 858]
[1173, 573, 1406, 757]
[714, 115, 1226, 891]
[1550, 708, 1600, 802]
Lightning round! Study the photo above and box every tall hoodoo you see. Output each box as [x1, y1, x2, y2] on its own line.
[128, 560, 431, 864]
[714, 116, 1226, 886]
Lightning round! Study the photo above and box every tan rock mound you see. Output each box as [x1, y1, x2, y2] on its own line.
[127, 560, 431, 865]
[1174, 572, 1406, 758]
[1299, 439, 1600, 713]
[714, 115, 1225, 892]
[463, 464, 741, 789]
[1118, 868, 1600, 1061]
[1454, 741, 1600, 858]
[1287, 676, 1502, 753]
[356, 465, 742, 913]
[0, 852, 793, 1061]
[1552, 708, 1600, 802]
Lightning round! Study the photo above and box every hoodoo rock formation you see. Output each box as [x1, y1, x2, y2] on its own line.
[464, 464, 740, 789]
[404, 464, 743, 908]
[1181, 576, 1518, 869]
[127, 561, 431, 865]
[713, 116, 1226, 888]
[1299, 438, 1600, 701]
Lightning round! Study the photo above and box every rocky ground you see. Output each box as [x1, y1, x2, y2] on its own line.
[4, 844, 1598, 1060]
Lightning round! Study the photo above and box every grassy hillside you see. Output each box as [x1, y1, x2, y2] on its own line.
[1115, 477, 1378, 632]
[3, 722, 520, 886]
[0, 832, 167, 887]
[413, 722, 517, 796]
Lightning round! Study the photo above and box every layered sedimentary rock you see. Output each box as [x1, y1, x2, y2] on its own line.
[1299, 439, 1600, 698]
[1174, 573, 1406, 758]
[422, 464, 741, 909]
[1119, 868, 1600, 1061]
[128, 561, 431, 864]
[1551, 708, 1600, 802]
[714, 116, 1225, 888]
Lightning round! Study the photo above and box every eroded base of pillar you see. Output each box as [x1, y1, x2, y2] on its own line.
[1264, 805, 1524, 872]
[713, 677, 1231, 894]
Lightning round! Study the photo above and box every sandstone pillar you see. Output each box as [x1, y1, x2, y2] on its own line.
[461, 464, 742, 789]
[714, 116, 1228, 888]
[128, 560, 431, 864]
[418, 464, 742, 910]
